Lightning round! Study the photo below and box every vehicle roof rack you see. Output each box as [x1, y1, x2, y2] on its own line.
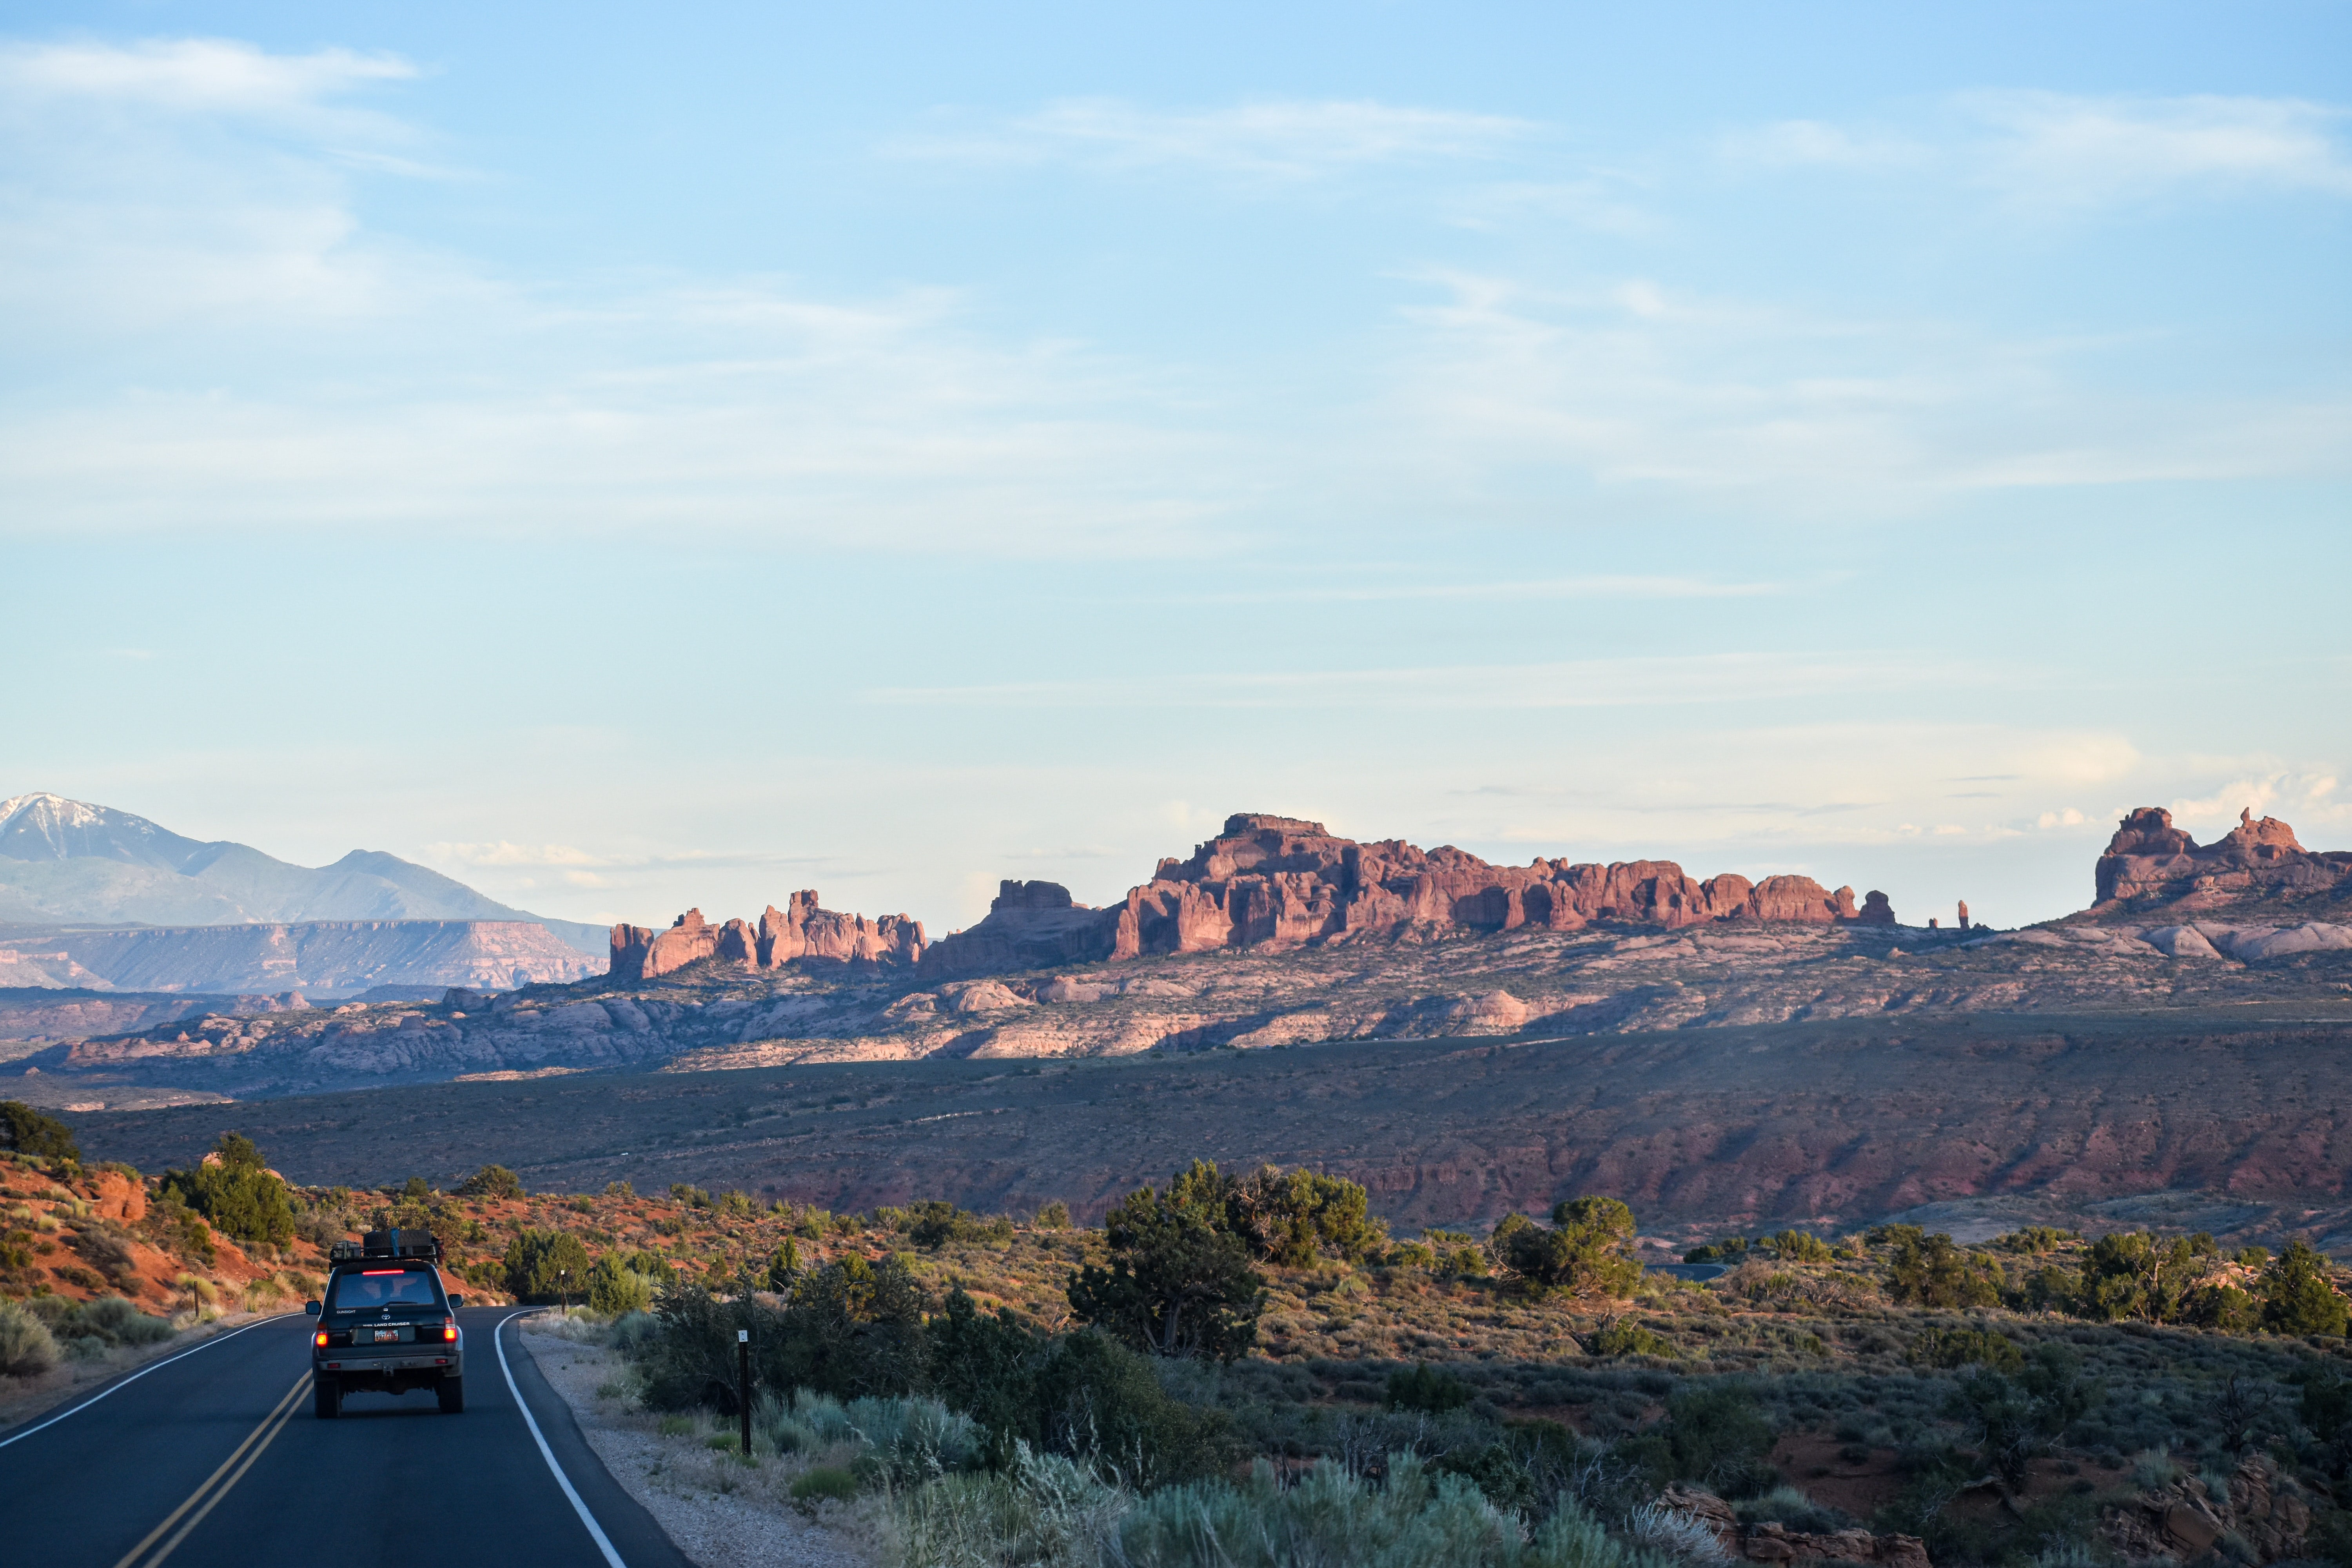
[329, 1227, 442, 1263]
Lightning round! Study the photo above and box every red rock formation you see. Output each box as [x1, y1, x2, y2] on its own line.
[924, 812, 1891, 975]
[609, 909, 721, 980]
[1109, 814, 1874, 960]
[757, 891, 924, 966]
[2092, 806, 2351, 915]
[93, 1169, 147, 1223]
[918, 882, 1116, 976]
[610, 895, 923, 981]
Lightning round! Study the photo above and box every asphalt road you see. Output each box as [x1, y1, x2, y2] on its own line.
[2, 1308, 692, 1568]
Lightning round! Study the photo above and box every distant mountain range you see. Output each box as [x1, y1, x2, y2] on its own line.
[0, 793, 606, 958]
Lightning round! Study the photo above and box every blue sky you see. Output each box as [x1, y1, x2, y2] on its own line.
[3, 2, 2347, 934]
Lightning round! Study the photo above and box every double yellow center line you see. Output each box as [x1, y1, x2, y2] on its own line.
[112, 1370, 309, 1568]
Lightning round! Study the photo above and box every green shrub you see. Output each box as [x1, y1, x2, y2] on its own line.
[0, 1299, 59, 1376]
[1944, 1344, 2096, 1488]
[1664, 1383, 1775, 1494]
[1496, 1200, 1643, 1299]
[73, 1296, 175, 1347]
[587, 1253, 655, 1315]
[1166, 1159, 1390, 1266]
[1881, 1231, 2001, 1309]
[1588, 1321, 1676, 1359]
[1388, 1363, 1475, 1413]
[1998, 1226, 2076, 1255]
[156, 1134, 293, 1247]
[2076, 1232, 2204, 1322]
[1765, 1230, 1833, 1264]
[2308, 1507, 2352, 1568]
[2183, 1283, 2258, 1332]
[628, 1259, 927, 1412]
[1909, 1327, 2025, 1372]
[925, 1289, 1240, 1486]
[0, 1102, 80, 1161]
[902, 1199, 1011, 1249]
[2261, 1241, 2350, 1336]
[1685, 1237, 1748, 1264]
[1030, 1329, 1242, 1487]
[1068, 1184, 1264, 1361]
[503, 1228, 594, 1303]
[1118, 1453, 1648, 1568]
[1035, 1201, 1071, 1230]
[2300, 1365, 2351, 1446]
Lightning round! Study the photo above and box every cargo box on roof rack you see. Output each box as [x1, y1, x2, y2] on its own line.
[328, 1228, 441, 1263]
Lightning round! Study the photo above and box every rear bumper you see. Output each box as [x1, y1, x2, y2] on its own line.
[316, 1346, 464, 1378]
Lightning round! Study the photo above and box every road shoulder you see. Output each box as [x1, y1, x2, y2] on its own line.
[517, 1318, 871, 1568]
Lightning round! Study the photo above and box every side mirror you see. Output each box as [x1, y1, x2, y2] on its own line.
[304, 1300, 321, 1316]
[447, 1293, 465, 1310]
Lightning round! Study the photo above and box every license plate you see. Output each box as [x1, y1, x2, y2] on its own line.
[363, 1327, 408, 1343]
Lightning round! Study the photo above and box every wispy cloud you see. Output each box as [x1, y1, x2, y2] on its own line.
[1969, 90, 2352, 205]
[892, 97, 1535, 178]
[866, 651, 1979, 711]
[1724, 118, 1927, 169]
[1189, 575, 1785, 606]
[1375, 269, 2352, 513]
[427, 840, 606, 868]
[1725, 91, 2352, 207]
[1445, 176, 1658, 236]
[0, 37, 416, 139]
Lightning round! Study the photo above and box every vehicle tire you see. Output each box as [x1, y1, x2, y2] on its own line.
[437, 1376, 464, 1414]
[314, 1376, 341, 1419]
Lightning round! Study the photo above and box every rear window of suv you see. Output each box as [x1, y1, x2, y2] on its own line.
[328, 1267, 443, 1313]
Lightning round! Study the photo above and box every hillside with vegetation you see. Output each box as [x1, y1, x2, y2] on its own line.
[17, 1097, 2346, 1568]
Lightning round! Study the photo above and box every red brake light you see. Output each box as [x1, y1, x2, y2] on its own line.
[314, 1330, 328, 1347]
[443, 1319, 457, 1341]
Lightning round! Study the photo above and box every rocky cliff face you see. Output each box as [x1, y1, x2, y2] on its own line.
[608, 893, 924, 981]
[2091, 806, 2352, 919]
[0, 989, 305, 1046]
[922, 812, 1891, 976]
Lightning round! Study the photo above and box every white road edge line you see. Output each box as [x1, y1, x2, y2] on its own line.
[496, 1308, 627, 1568]
[0, 1313, 293, 1451]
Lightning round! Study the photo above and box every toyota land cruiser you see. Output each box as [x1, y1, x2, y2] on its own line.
[305, 1228, 466, 1417]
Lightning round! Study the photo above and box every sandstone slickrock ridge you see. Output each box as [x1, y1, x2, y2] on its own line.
[922, 813, 1892, 976]
[608, 892, 924, 981]
[0, 989, 308, 1046]
[2092, 804, 2352, 919]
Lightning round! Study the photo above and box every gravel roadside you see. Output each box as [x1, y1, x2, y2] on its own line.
[519, 1320, 873, 1568]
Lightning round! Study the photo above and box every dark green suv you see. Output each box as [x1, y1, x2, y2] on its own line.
[305, 1229, 467, 1417]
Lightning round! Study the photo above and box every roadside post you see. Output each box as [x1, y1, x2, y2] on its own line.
[737, 1328, 751, 1457]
